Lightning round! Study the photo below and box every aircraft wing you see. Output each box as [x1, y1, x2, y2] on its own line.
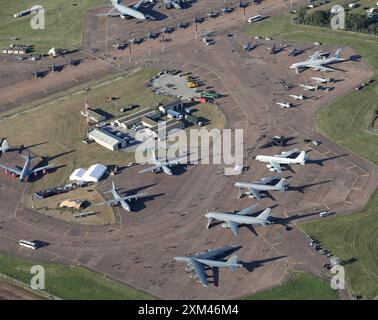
[121, 192, 148, 201]
[164, 154, 188, 165]
[308, 51, 321, 61]
[228, 221, 240, 236]
[311, 65, 334, 72]
[96, 199, 119, 207]
[139, 164, 165, 174]
[268, 161, 282, 173]
[0, 164, 22, 176]
[193, 245, 237, 259]
[31, 165, 53, 174]
[189, 258, 208, 287]
[258, 176, 276, 184]
[237, 204, 259, 216]
[275, 149, 298, 158]
[248, 188, 261, 200]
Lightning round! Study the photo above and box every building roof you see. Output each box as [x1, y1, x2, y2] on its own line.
[82, 164, 107, 182]
[89, 129, 123, 146]
[159, 99, 183, 110]
[69, 164, 107, 183]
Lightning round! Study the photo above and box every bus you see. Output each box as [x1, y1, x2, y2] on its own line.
[248, 15, 263, 23]
[19, 239, 38, 250]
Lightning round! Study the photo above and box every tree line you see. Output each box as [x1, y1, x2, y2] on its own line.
[294, 7, 378, 36]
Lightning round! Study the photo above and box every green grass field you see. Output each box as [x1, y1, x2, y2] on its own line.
[0, 68, 168, 194]
[244, 271, 339, 300]
[246, 10, 378, 300]
[0, 254, 153, 299]
[0, 0, 105, 53]
[299, 189, 378, 299]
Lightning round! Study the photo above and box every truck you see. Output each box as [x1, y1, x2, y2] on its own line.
[167, 109, 183, 120]
[201, 91, 219, 100]
[187, 81, 197, 88]
[185, 115, 203, 127]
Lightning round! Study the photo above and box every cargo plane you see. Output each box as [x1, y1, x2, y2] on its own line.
[205, 205, 273, 236]
[174, 245, 242, 287]
[97, 0, 155, 21]
[255, 149, 306, 172]
[0, 151, 54, 182]
[96, 181, 148, 212]
[290, 49, 345, 73]
[234, 177, 288, 200]
[139, 150, 187, 176]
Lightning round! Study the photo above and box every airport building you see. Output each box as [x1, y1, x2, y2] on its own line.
[158, 99, 184, 115]
[113, 107, 161, 129]
[81, 108, 106, 123]
[88, 128, 127, 151]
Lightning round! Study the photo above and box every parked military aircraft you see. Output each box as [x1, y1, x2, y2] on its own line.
[207, 11, 218, 18]
[163, 0, 182, 9]
[97, 0, 155, 21]
[243, 42, 255, 52]
[255, 149, 306, 172]
[235, 177, 288, 200]
[268, 44, 283, 54]
[276, 102, 293, 108]
[0, 151, 54, 182]
[221, 7, 233, 13]
[288, 47, 304, 57]
[0, 138, 25, 155]
[289, 94, 305, 100]
[174, 245, 242, 287]
[300, 84, 319, 91]
[290, 49, 345, 73]
[205, 205, 273, 236]
[311, 77, 332, 83]
[259, 136, 294, 149]
[139, 150, 187, 175]
[96, 181, 148, 212]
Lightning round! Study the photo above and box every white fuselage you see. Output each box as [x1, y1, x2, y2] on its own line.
[113, 1, 147, 20]
[205, 212, 267, 226]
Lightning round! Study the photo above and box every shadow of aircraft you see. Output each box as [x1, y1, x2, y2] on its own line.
[287, 180, 332, 193]
[242, 255, 287, 272]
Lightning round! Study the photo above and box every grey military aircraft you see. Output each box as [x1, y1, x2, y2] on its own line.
[163, 0, 182, 9]
[0, 139, 11, 154]
[205, 205, 273, 236]
[235, 176, 288, 200]
[174, 245, 242, 287]
[290, 49, 345, 73]
[97, 0, 155, 21]
[243, 42, 256, 52]
[139, 150, 187, 176]
[288, 47, 304, 57]
[268, 44, 283, 55]
[221, 7, 233, 14]
[207, 11, 218, 18]
[0, 151, 54, 182]
[96, 181, 148, 212]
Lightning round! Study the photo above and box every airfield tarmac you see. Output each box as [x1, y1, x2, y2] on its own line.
[0, 0, 378, 299]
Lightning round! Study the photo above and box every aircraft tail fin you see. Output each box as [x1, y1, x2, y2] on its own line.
[334, 49, 342, 59]
[257, 208, 272, 222]
[275, 178, 286, 190]
[226, 255, 240, 272]
[0, 139, 9, 153]
[295, 151, 306, 165]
